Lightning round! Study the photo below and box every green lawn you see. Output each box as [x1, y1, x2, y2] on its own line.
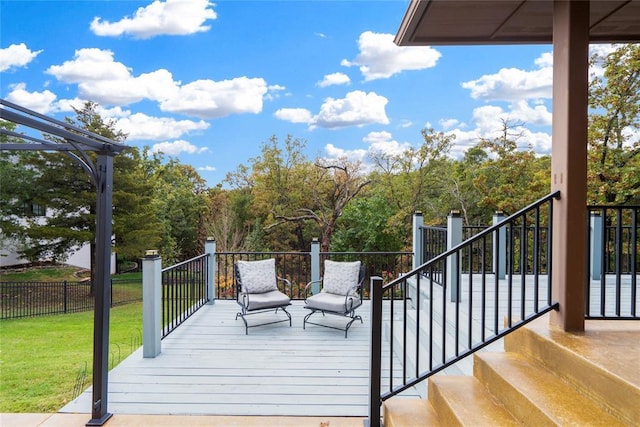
[0, 266, 82, 282]
[0, 302, 142, 412]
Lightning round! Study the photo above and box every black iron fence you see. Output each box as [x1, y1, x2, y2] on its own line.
[162, 253, 210, 338]
[586, 206, 639, 319]
[0, 278, 142, 320]
[214, 251, 413, 300]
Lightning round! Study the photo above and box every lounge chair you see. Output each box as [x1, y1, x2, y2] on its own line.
[235, 258, 292, 334]
[303, 260, 365, 338]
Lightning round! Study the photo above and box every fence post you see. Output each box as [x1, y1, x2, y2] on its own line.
[447, 210, 463, 302]
[412, 211, 424, 270]
[590, 211, 602, 280]
[493, 211, 506, 279]
[63, 280, 68, 313]
[368, 276, 383, 427]
[143, 250, 162, 358]
[311, 239, 321, 295]
[205, 238, 216, 305]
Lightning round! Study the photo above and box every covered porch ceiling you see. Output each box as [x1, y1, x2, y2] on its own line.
[395, 0, 640, 45]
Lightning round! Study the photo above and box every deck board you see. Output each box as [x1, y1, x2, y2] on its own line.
[61, 300, 420, 417]
[60, 274, 637, 417]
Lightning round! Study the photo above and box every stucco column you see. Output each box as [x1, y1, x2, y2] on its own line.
[550, 0, 589, 331]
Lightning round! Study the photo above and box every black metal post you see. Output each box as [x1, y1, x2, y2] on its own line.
[367, 276, 383, 427]
[87, 152, 114, 426]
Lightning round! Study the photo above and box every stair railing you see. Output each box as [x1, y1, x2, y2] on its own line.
[368, 191, 561, 427]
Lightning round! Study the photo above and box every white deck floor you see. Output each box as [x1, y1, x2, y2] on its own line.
[60, 274, 637, 417]
[61, 300, 420, 417]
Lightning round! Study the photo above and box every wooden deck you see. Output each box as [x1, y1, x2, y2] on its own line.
[61, 300, 420, 417]
[60, 274, 637, 417]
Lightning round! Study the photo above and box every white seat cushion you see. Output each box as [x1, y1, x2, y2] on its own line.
[322, 260, 361, 295]
[236, 258, 278, 294]
[241, 290, 290, 311]
[305, 292, 361, 313]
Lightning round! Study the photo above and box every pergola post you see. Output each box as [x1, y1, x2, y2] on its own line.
[87, 151, 115, 426]
[550, 0, 589, 332]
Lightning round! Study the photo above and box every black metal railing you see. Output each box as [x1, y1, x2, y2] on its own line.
[368, 191, 561, 426]
[162, 254, 210, 338]
[214, 251, 412, 300]
[215, 252, 310, 299]
[0, 278, 142, 320]
[586, 206, 639, 319]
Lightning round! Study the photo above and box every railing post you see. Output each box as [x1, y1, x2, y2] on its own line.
[311, 238, 321, 295]
[493, 211, 506, 279]
[368, 276, 383, 427]
[589, 211, 602, 280]
[447, 210, 462, 302]
[205, 238, 216, 305]
[412, 211, 424, 270]
[143, 250, 162, 358]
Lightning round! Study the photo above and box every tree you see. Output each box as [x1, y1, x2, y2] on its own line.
[330, 191, 403, 252]
[588, 44, 640, 204]
[0, 120, 40, 254]
[150, 159, 208, 263]
[370, 128, 454, 244]
[472, 119, 551, 215]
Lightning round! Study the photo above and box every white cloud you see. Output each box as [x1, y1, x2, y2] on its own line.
[0, 43, 42, 72]
[275, 91, 389, 130]
[90, 0, 217, 39]
[265, 84, 287, 101]
[363, 131, 411, 156]
[317, 72, 351, 87]
[341, 31, 441, 81]
[314, 90, 389, 129]
[47, 48, 131, 83]
[439, 118, 460, 130]
[114, 112, 209, 141]
[461, 52, 553, 102]
[151, 139, 208, 155]
[45, 49, 269, 119]
[443, 104, 552, 159]
[159, 77, 268, 119]
[324, 143, 368, 164]
[198, 165, 216, 172]
[398, 119, 413, 129]
[322, 131, 412, 174]
[4, 83, 57, 114]
[274, 108, 313, 124]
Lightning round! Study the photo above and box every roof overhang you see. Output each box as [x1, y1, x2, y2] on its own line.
[395, 0, 640, 45]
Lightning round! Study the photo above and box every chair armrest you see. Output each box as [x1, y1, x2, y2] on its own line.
[277, 277, 293, 297]
[303, 279, 322, 302]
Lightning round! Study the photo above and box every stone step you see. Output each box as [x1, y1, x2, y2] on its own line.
[475, 351, 625, 426]
[382, 397, 440, 427]
[505, 317, 640, 425]
[428, 375, 519, 426]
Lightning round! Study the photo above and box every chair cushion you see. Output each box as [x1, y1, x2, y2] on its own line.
[236, 258, 277, 294]
[242, 290, 290, 311]
[305, 292, 361, 313]
[322, 260, 361, 295]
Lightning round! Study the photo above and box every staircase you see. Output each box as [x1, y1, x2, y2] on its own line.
[383, 315, 640, 426]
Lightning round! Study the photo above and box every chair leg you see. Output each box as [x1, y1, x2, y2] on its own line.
[344, 314, 363, 338]
[236, 312, 249, 335]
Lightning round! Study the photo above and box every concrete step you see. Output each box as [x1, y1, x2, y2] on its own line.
[382, 398, 440, 427]
[428, 375, 519, 426]
[505, 317, 640, 425]
[475, 351, 625, 426]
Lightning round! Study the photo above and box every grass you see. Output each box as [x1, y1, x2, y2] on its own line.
[0, 266, 82, 282]
[0, 302, 142, 412]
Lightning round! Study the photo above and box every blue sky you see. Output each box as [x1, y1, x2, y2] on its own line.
[1, 0, 561, 186]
